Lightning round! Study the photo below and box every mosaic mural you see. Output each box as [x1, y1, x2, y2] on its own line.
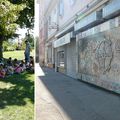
[95, 37, 113, 74]
[78, 27, 120, 93]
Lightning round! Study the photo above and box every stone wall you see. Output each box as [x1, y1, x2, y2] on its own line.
[78, 27, 120, 94]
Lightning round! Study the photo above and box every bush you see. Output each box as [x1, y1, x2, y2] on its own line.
[6, 47, 15, 51]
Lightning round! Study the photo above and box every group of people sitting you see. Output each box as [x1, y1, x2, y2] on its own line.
[0, 56, 34, 78]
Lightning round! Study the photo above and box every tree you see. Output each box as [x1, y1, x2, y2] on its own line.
[9, 0, 34, 29]
[27, 34, 34, 48]
[21, 34, 34, 50]
[0, 0, 25, 57]
[21, 38, 26, 50]
[3, 41, 9, 51]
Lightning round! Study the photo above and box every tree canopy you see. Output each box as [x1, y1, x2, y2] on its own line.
[0, 0, 34, 58]
[0, 0, 25, 57]
[8, 0, 34, 29]
[0, 0, 25, 40]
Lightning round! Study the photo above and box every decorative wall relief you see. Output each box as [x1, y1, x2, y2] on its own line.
[111, 64, 120, 74]
[115, 39, 120, 52]
[77, 25, 120, 94]
[79, 38, 97, 75]
[115, 39, 120, 61]
[95, 37, 113, 74]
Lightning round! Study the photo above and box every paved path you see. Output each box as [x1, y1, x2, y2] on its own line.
[35, 64, 120, 120]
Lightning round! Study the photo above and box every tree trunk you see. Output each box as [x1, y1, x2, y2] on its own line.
[0, 40, 3, 58]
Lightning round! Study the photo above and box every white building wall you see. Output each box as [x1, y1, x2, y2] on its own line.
[39, 0, 96, 68]
[58, 0, 93, 28]
[56, 0, 94, 77]
[39, 0, 51, 65]
[66, 39, 77, 78]
[48, 5, 58, 37]
[42, 0, 59, 67]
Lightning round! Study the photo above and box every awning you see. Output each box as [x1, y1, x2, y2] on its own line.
[103, 0, 120, 19]
[54, 33, 71, 48]
[55, 21, 75, 38]
[74, 10, 102, 32]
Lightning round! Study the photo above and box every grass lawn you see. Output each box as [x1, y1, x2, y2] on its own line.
[3, 50, 34, 60]
[0, 51, 34, 120]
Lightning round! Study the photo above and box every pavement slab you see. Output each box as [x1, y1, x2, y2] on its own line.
[35, 64, 120, 120]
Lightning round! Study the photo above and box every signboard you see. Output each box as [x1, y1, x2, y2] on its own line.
[103, 0, 120, 19]
[75, 10, 102, 31]
[54, 33, 70, 48]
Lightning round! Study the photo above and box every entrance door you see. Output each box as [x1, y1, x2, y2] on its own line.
[57, 51, 65, 73]
[66, 40, 76, 78]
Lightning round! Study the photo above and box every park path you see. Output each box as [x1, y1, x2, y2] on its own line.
[35, 63, 120, 120]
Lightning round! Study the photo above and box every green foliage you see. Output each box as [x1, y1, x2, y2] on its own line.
[21, 34, 34, 50]
[0, 72, 34, 120]
[0, 0, 34, 57]
[9, 0, 34, 29]
[0, 0, 26, 40]
[3, 41, 18, 51]
[3, 41, 9, 51]
[28, 34, 34, 48]
[21, 38, 26, 50]
[6, 46, 15, 51]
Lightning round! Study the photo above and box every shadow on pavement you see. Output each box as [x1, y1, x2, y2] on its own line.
[39, 67, 120, 120]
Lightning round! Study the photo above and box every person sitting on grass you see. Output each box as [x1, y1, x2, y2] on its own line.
[0, 57, 34, 77]
[30, 56, 34, 70]
[0, 63, 6, 78]
[7, 65, 14, 75]
[0, 58, 4, 64]
[20, 60, 26, 71]
[26, 56, 34, 73]
[7, 57, 13, 66]
[14, 59, 27, 74]
[13, 58, 18, 66]
[14, 64, 24, 74]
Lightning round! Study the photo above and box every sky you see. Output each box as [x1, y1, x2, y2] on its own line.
[16, 28, 27, 39]
[15, 0, 39, 42]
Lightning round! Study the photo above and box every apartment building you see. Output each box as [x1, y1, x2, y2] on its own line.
[39, 0, 120, 94]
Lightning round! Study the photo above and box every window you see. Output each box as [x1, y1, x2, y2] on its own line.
[58, 51, 65, 67]
[69, 0, 76, 6]
[47, 47, 52, 63]
[59, 0, 64, 17]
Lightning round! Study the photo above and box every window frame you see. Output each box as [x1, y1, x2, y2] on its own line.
[59, 0, 64, 17]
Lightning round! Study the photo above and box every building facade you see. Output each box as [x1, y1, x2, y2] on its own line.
[39, 0, 120, 94]
[38, 0, 51, 66]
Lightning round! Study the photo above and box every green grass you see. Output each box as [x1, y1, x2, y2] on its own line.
[0, 72, 34, 120]
[3, 50, 34, 60]
[0, 51, 34, 120]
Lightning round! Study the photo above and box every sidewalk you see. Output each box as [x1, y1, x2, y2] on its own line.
[35, 64, 120, 120]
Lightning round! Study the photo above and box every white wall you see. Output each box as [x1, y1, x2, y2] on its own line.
[58, 0, 94, 27]
[48, 5, 58, 37]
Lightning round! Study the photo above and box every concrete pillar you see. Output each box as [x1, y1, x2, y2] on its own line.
[76, 34, 82, 79]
